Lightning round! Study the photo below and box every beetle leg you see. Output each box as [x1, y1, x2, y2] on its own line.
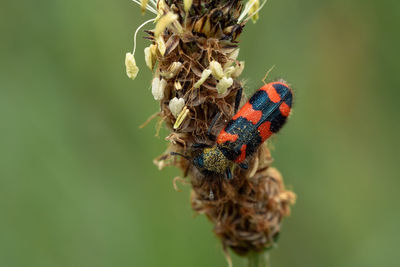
[234, 87, 243, 113]
[192, 143, 211, 149]
[207, 112, 221, 141]
[170, 152, 190, 161]
[225, 167, 233, 180]
[239, 163, 248, 169]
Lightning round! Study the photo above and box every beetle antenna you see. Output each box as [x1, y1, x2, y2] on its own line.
[262, 65, 275, 84]
[170, 152, 190, 161]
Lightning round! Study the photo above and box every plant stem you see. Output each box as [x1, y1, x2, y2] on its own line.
[247, 251, 270, 267]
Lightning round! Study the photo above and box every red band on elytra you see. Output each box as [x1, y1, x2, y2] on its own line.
[232, 102, 262, 125]
[234, 144, 247, 163]
[279, 102, 291, 117]
[217, 129, 239, 144]
[260, 84, 281, 103]
[257, 121, 272, 142]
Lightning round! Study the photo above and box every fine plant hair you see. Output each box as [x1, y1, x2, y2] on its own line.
[125, 0, 296, 265]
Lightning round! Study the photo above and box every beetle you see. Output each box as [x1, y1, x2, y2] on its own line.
[173, 81, 293, 179]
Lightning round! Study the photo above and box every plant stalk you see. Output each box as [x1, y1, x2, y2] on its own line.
[247, 251, 270, 267]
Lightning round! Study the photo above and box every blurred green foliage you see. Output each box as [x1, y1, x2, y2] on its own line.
[1, 0, 399, 266]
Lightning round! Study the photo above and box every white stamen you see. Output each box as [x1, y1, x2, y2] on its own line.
[238, 0, 257, 22]
[125, 52, 139, 80]
[245, 0, 268, 22]
[149, 0, 157, 8]
[132, 18, 156, 56]
[194, 69, 212, 88]
[209, 60, 224, 80]
[152, 77, 167, 100]
[216, 77, 233, 94]
[169, 97, 185, 118]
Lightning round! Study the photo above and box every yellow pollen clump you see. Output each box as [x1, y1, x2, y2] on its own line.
[125, 52, 139, 80]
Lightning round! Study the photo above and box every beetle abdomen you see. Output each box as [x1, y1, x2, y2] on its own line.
[217, 81, 293, 163]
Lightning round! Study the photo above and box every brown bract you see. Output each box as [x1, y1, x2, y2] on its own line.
[146, 0, 295, 256]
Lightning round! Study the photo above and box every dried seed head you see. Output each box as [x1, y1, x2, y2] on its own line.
[169, 97, 185, 118]
[125, 52, 139, 80]
[127, 0, 294, 258]
[210, 60, 225, 80]
[151, 77, 167, 100]
[216, 77, 233, 94]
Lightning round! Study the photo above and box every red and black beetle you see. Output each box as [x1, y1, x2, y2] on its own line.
[174, 81, 293, 179]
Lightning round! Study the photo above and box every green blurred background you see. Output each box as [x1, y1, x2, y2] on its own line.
[1, 0, 399, 266]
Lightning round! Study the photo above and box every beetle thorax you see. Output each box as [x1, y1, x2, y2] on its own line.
[202, 146, 232, 174]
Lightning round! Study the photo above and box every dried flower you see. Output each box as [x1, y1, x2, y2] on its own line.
[161, 61, 182, 79]
[225, 49, 240, 68]
[230, 48, 240, 61]
[156, 36, 166, 56]
[231, 61, 245, 78]
[144, 44, 157, 70]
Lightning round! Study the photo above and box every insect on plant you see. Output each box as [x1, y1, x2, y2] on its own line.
[172, 81, 293, 179]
